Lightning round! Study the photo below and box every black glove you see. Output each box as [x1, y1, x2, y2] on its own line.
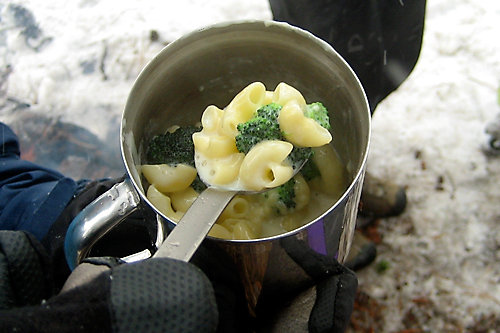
[0, 230, 219, 333]
[0, 230, 53, 310]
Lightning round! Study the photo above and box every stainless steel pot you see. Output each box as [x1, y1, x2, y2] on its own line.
[64, 20, 370, 309]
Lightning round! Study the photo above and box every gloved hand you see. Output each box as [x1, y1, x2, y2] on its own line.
[0, 230, 218, 333]
[40, 178, 252, 333]
[254, 237, 358, 333]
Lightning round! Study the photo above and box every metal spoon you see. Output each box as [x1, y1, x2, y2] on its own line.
[153, 157, 307, 262]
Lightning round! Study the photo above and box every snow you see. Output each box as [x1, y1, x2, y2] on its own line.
[0, 0, 272, 140]
[1, 0, 499, 331]
[359, 0, 500, 330]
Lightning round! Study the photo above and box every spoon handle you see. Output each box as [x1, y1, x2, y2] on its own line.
[153, 187, 236, 262]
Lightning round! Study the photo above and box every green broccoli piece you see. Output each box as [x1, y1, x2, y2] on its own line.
[256, 102, 282, 119]
[146, 125, 207, 193]
[235, 103, 283, 154]
[146, 125, 201, 166]
[277, 178, 296, 209]
[288, 147, 314, 170]
[304, 102, 331, 129]
[262, 177, 297, 215]
[191, 175, 207, 193]
[300, 158, 321, 181]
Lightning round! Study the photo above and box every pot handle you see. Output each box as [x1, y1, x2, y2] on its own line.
[64, 178, 142, 270]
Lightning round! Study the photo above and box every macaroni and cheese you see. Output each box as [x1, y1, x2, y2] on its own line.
[141, 82, 347, 240]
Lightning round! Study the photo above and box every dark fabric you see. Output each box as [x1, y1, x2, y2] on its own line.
[82, 256, 126, 269]
[0, 122, 78, 240]
[110, 258, 218, 333]
[309, 268, 358, 333]
[0, 231, 52, 310]
[0, 253, 12, 310]
[269, 0, 426, 112]
[0, 270, 112, 333]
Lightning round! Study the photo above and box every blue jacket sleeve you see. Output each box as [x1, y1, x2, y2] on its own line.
[0, 122, 78, 240]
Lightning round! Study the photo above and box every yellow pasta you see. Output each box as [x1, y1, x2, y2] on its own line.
[221, 82, 267, 137]
[239, 140, 294, 190]
[169, 186, 199, 213]
[192, 133, 238, 158]
[195, 152, 245, 186]
[141, 164, 197, 193]
[220, 218, 258, 240]
[278, 100, 332, 147]
[291, 174, 311, 211]
[200, 105, 224, 133]
[146, 185, 183, 222]
[219, 196, 251, 220]
[272, 82, 307, 106]
[281, 212, 307, 232]
[309, 145, 346, 196]
[207, 223, 232, 239]
[263, 91, 274, 105]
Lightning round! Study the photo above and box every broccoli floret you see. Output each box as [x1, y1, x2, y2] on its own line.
[288, 147, 314, 170]
[277, 178, 296, 209]
[300, 158, 321, 181]
[304, 102, 331, 129]
[235, 103, 283, 154]
[262, 177, 297, 215]
[146, 125, 201, 166]
[146, 125, 208, 193]
[256, 102, 281, 119]
[191, 175, 207, 193]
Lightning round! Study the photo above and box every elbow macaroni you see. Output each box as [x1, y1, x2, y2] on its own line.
[146, 185, 184, 222]
[272, 82, 306, 106]
[279, 100, 332, 147]
[141, 164, 197, 193]
[142, 82, 345, 240]
[239, 140, 294, 191]
[221, 82, 267, 137]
